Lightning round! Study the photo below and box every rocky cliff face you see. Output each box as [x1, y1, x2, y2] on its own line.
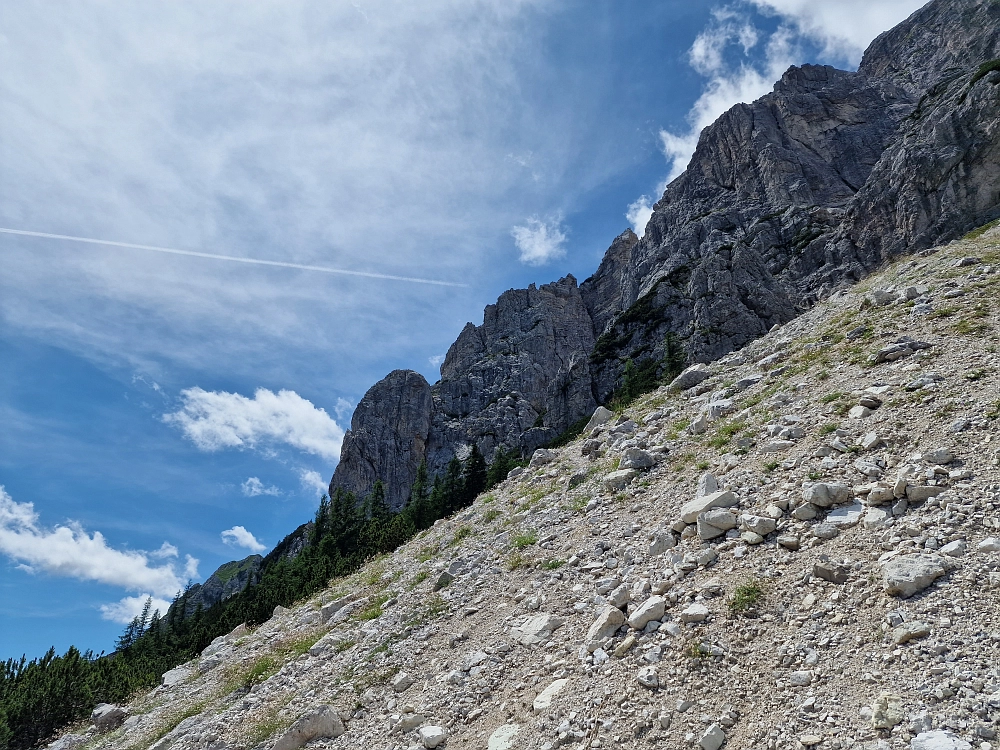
[330, 0, 1000, 510]
[176, 555, 263, 618]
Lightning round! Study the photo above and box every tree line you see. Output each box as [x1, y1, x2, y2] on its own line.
[0, 444, 517, 750]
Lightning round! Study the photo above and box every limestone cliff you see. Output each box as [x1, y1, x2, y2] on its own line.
[331, 0, 1000, 510]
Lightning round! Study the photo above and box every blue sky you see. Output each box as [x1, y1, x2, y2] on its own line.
[0, 0, 924, 660]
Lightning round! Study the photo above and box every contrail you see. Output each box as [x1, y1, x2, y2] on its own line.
[0, 227, 468, 288]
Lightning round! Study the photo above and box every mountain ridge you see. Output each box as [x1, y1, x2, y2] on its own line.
[329, 0, 1000, 512]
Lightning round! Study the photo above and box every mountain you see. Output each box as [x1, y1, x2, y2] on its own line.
[52, 214, 1000, 750]
[330, 0, 1000, 511]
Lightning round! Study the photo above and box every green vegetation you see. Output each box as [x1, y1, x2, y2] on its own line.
[964, 217, 1000, 241]
[512, 531, 538, 550]
[728, 580, 765, 614]
[540, 558, 566, 570]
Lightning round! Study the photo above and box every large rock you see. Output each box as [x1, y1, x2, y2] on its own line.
[329, 369, 433, 511]
[681, 491, 739, 524]
[802, 483, 851, 508]
[91, 704, 126, 732]
[511, 613, 564, 646]
[627, 596, 666, 629]
[882, 554, 947, 598]
[587, 606, 626, 640]
[272, 705, 345, 750]
[911, 731, 972, 750]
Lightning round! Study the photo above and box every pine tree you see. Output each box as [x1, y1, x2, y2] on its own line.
[461, 444, 487, 506]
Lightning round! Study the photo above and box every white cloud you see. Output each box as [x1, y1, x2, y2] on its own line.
[660, 19, 799, 180]
[0, 0, 625, 389]
[241, 477, 281, 497]
[511, 217, 567, 266]
[0, 486, 194, 597]
[165, 387, 344, 462]
[150, 541, 179, 559]
[298, 469, 329, 496]
[428, 354, 446, 368]
[100, 594, 173, 624]
[221, 525, 267, 553]
[626, 197, 655, 238]
[749, 0, 925, 62]
[334, 397, 353, 422]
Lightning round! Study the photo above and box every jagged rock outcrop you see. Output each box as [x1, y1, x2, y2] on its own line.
[176, 555, 262, 617]
[330, 369, 433, 511]
[330, 0, 1000, 508]
[425, 275, 597, 474]
[330, 277, 598, 508]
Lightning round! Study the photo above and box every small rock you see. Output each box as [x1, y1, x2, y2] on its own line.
[636, 666, 659, 689]
[892, 621, 932, 644]
[699, 723, 726, 750]
[813, 560, 849, 584]
[621, 447, 655, 470]
[648, 531, 676, 556]
[911, 730, 972, 749]
[812, 523, 839, 540]
[627, 596, 666, 629]
[680, 603, 709, 623]
[91, 704, 126, 732]
[434, 571, 455, 590]
[533, 678, 569, 712]
[788, 670, 813, 687]
[587, 606, 625, 640]
[511, 613, 564, 646]
[529, 448, 557, 467]
[849, 405, 873, 419]
[418, 725, 449, 749]
[697, 509, 738, 540]
[696, 473, 719, 497]
[977, 537, 1000, 552]
[161, 666, 192, 687]
[584, 406, 615, 434]
[803, 483, 852, 508]
[923, 447, 954, 465]
[882, 554, 947, 598]
[939, 540, 967, 557]
[392, 672, 415, 693]
[906, 485, 944, 502]
[488, 725, 521, 750]
[742, 515, 777, 536]
[871, 694, 904, 729]
[777, 534, 801, 551]
[826, 501, 865, 528]
[604, 468, 639, 490]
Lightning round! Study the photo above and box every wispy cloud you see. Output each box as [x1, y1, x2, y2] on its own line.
[0, 486, 194, 596]
[660, 15, 798, 180]
[241, 477, 281, 497]
[298, 469, 329, 496]
[164, 387, 344, 462]
[748, 0, 925, 61]
[221, 525, 266, 553]
[100, 594, 173, 624]
[511, 217, 567, 266]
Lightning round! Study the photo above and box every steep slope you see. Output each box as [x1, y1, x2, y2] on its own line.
[330, 0, 1000, 511]
[56, 225, 1000, 750]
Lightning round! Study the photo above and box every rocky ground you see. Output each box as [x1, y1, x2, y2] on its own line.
[52, 228, 1000, 750]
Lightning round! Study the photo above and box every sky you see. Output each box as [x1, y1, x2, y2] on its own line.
[0, 0, 926, 660]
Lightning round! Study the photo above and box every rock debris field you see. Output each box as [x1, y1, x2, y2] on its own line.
[52, 231, 1000, 750]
